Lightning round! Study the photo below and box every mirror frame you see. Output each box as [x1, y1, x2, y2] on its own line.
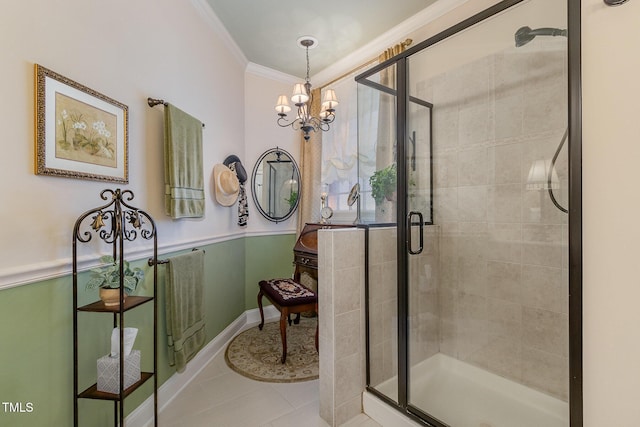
[251, 147, 301, 223]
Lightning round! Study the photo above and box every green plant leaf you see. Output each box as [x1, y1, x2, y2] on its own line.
[369, 163, 397, 204]
[85, 276, 104, 290]
[84, 255, 144, 293]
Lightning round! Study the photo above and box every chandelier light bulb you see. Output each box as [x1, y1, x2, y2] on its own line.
[291, 83, 310, 105]
[321, 89, 338, 110]
[275, 95, 291, 115]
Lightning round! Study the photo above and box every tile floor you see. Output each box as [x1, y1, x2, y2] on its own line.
[160, 322, 381, 427]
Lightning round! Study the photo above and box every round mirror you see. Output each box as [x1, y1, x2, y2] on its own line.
[251, 148, 301, 223]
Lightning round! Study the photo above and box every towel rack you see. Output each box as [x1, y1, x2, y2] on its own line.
[148, 248, 205, 266]
[147, 97, 205, 128]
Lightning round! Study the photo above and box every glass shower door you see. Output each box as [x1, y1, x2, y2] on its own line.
[405, 93, 440, 420]
[358, 0, 574, 426]
[405, 0, 569, 425]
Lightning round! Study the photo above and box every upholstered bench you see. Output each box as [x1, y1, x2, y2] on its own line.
[257, 278, 319, 364]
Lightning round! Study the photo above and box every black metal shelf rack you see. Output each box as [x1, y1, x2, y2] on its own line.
[72, 189, 159, 427]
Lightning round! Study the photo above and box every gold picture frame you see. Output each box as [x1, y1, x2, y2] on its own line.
[35, 64, 128, 183]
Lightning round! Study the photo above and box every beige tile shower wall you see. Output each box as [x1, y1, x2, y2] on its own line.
[367, 227, 398, 389]
[421, 46, 569, 400]
[318, 228, 366, 426]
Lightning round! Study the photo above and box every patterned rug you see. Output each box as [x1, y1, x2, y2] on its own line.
[224, 318, 319, 383]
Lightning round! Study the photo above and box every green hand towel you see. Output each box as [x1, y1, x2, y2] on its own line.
[164, 103, 205, 219]
[165, 250, 206, 373]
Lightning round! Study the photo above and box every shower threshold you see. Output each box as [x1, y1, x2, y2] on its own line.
[364, 353, 568, 427]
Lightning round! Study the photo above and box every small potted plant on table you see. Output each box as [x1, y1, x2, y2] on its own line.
[86, 255, 144, 306]
[369, 163, 397, 204]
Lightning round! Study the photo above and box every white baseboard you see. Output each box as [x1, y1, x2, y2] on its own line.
[245, 304, 278, 325]
[125, 305, 279, 427]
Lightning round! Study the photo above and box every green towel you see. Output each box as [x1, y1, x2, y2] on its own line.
[164, 103, 204, 219]
[165, 250, 206, 373]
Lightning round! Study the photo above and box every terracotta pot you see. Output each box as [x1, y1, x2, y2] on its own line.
[99, 288, 126, 307]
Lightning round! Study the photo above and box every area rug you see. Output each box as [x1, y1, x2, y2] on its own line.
[224, 318, 319, 383]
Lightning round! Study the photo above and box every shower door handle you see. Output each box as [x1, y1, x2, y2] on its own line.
[407, 211, 424, 255]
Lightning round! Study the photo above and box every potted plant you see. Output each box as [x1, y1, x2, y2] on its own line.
[86, 255, 144, 306]
[369, 163, 397, 204]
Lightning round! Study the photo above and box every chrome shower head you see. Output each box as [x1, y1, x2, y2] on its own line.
[515, 26, 567, 47]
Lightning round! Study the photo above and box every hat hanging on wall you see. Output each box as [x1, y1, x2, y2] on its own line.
[223, 155, 247, 183]
[222, 154, 249, 227]
[213, 164, 240, 206]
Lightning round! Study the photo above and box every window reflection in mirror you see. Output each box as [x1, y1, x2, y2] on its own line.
[251, 148, 300, 223]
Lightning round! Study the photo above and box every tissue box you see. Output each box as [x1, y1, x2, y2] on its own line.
[97, 350, 141, 394]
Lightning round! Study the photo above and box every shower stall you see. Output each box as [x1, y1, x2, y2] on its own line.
[356, 0, 580, 426]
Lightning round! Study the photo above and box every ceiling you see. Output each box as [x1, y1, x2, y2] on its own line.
[205, 0, 439, 78]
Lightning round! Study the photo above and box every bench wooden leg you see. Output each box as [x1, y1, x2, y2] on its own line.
[286, 313, 301, 326]
[280, 309, 288, 364]
[257, 289, 265, 330]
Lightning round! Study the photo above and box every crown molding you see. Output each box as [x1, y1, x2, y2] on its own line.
[190, 0, 248, 68]
[313, 0, 470, 86]
[192, 0, 470, 86]
[245, 62, 299, 85]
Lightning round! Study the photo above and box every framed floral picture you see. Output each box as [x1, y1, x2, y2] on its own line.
[35, 64, 128, 183]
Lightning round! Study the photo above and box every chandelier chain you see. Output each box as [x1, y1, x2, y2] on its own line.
[305, 46, 310, 83]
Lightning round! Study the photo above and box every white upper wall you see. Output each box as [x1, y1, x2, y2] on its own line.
[0, 0, 251, 288]
[244, 64, 301, 234]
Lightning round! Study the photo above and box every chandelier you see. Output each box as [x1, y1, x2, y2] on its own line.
[275, 36, 338, 141]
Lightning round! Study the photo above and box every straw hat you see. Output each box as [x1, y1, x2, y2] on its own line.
[213, 164, 240, 206]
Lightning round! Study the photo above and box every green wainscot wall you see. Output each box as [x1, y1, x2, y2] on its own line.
[0, 233, 294, 427]
[244, 233, 297, 310]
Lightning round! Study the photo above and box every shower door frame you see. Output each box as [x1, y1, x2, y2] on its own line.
[357, 0, 583, 425]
